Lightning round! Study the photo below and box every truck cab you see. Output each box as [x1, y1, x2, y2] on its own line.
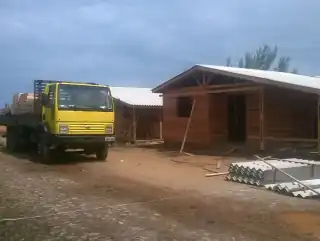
[38, 81, 115, 160]
[3, 80, 115, 162]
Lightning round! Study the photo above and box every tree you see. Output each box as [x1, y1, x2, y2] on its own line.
[226, 44, 298, 74]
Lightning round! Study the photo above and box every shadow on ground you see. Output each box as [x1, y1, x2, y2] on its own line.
[131, 142, 320, 161]
[0, 146, 104, 165]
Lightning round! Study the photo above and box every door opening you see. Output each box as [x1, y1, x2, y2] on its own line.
[227, 95, 246, 142]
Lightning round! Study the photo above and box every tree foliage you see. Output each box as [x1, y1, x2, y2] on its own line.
[226, 44, 298, 74]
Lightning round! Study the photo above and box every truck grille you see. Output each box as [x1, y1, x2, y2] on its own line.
[68, 124, 106, 135]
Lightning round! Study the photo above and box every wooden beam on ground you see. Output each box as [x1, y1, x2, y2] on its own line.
[259, 86, 265, 151]
[205, 172, 229, 177]
[183, 151, 194, 156]
[179, 99, 196, 154]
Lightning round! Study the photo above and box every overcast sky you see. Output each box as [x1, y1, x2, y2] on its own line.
[0, 0, 319, 104]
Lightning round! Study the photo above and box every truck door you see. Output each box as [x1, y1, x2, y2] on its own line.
[42, 84, 56, 133]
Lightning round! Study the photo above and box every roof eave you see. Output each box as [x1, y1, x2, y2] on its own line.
[152, 65, 201, 93]
[153, 64, 320, 96]
[197, 65, 320, 95]
[115, 98, 162, 108]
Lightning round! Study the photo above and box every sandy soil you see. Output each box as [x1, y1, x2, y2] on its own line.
[0, 145, 320, 241]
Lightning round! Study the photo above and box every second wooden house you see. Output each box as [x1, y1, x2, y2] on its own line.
[111, 87, 163, 143]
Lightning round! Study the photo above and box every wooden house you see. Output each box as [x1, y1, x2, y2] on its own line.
[152, 65, 320, 152]
[111, 87, 163, 143]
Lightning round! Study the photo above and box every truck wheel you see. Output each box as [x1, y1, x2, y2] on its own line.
[38, 142, 52, 164]
[54, 145, 66, 154]
[96, 145, 108, 161]
[6, 129, 12, 152]
[6, 127, 18, 153]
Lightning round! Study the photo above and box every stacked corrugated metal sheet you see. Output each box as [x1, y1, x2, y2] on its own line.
[226, 159, 310, 186]
[226, 158, 320, 198]
[226, 160, 275, 186]
[226, 158, 320, 185]
[265, 179, 320, 198]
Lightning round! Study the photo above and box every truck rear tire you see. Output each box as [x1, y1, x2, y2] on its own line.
[6, 127, 19, 153]
[96, 145, 108, 161]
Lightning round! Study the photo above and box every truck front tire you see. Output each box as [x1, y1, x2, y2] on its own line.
[96, 145, 108, 161]
[37, 142, 52, 164]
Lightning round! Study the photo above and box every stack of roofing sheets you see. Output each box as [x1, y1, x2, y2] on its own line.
[226, 158, 320, 198]
[226, 158, 319, 186]
[265, 179, 320, 198]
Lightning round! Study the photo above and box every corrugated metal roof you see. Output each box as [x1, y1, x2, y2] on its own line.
[153, 64, 320, 95]
[198, 65, 320, 94]
[110, 87, 162, 107]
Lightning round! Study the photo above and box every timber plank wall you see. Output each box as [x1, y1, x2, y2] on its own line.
[163, 93, 210, 148]
[115, 101, 162, 142]
[162, 84, 317, 150]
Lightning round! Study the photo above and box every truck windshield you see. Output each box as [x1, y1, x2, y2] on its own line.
[58, 84, 113, 111]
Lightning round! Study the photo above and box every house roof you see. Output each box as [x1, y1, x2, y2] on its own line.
[152, 64, 320, 95]
[110, 87, 162, 107]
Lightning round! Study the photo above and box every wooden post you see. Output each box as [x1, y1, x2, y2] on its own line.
[132, 106, 136, 143]
[159, 109, 163, 140]
[317, 95, 320, 155]
[179, 99, 196, 154]
[159, 121, 163, 140]
[259, 87, 265, 151]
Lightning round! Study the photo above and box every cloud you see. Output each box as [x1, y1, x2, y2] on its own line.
[0, 0, 319, 104]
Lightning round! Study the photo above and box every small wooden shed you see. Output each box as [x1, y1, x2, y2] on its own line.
[152, 65, 320, 152]
[111, 87, 163, 143]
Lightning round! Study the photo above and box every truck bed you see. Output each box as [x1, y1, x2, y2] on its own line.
[0, 113, 40, 127]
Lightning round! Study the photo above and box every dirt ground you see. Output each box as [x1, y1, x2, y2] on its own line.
[0, 145, 320, 241]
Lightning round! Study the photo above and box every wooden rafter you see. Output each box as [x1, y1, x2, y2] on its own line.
[165, 85, 259, 97]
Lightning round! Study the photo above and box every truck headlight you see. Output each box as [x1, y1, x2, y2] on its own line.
[105, 125, 113, 134]
[59, 125, 69, 134]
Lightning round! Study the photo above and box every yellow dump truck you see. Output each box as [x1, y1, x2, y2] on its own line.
[0, 80, 115, 162]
